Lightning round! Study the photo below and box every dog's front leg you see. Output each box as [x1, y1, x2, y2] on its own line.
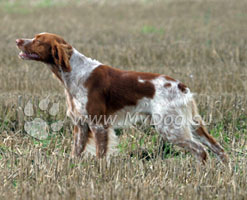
[72, 122, 90, 157]
[90, 126, 109, 158]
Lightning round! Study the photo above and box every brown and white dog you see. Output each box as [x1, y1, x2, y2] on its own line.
[16, 33, 228, 163]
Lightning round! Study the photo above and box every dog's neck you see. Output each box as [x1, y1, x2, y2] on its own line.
[69, 48, 101, 72]
[58, 48, 101, 93]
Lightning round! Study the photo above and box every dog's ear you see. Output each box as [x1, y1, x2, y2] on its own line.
[52, 41, 72, 72]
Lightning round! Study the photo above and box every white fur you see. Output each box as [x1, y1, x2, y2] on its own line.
[138, 77, 146, 83]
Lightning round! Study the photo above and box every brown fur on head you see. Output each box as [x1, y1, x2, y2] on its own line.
[16, 32, 72, 72]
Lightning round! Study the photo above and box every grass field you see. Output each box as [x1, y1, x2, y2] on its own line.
[0, 0, 247, 199]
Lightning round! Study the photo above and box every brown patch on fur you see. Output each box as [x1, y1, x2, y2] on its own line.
[84, 65, 158, 121]
[51, 41, 72, 72]
[72, 123, 91, 157]
[178, 82, 187, 93]
[164, 75, 176, 82]
[91, 127, 108, 158]
[195, 125, 228, 163]
[196, 126, 218, 145]
[164, 83, 171, 88]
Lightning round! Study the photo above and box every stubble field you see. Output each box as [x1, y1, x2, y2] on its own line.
[0, 0, 247, 199]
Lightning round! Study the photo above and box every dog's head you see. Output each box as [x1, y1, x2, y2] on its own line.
[16, 32, 72, 72]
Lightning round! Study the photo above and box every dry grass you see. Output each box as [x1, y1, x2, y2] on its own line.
[0, 0, 247, 199]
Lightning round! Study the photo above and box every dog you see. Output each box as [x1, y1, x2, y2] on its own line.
[16, 32, 228, 163]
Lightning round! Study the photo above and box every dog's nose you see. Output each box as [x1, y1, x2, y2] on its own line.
[16, 39, 23, 46]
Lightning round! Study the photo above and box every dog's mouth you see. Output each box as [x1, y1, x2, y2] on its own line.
[18, 51, 40, 60]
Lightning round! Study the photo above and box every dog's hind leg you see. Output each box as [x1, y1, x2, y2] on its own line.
[90, 126, 119, 158]
[192, 122, 229, 164]
[153, 109, 208, 163]
[158, 125, 208, 163]
[190, 100, 229, 163]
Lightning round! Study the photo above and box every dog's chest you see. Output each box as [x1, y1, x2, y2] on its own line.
[62, 73, 95, 118]
[63, 73, 90, 124]
[65, 87, 88, 124]
[61, 49, 102, 123]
